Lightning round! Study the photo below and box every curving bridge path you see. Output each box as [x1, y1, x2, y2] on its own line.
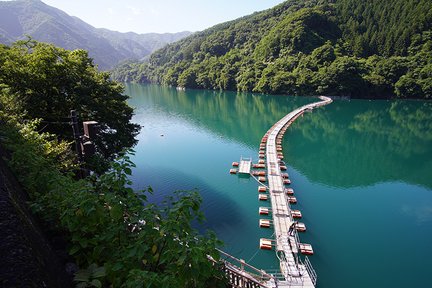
[260, 96, 332, 288]
[226, 96, 332, 288]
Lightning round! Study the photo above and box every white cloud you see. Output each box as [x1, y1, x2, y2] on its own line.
[150, 8, 160, 16]
[127, 5, 144, 16]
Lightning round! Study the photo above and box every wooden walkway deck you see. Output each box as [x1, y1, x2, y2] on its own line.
[262, 96, 332, 288]
[239, 157, 252, 174]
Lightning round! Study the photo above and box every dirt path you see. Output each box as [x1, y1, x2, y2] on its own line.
[0, 151, 72, 288]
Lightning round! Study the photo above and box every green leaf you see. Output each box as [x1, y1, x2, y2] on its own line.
[92, 266, 106, 279]
[177, 255, 186, 265]
[74, 270, 90, 282]
[79, 238, 88, 248]
[93, 246, 104, 258]
[110, 205, 123, 220]
[70, 245, 80, 255]
[88, 263, 98, 271]
[76, 282, 88, 288]
[151, 244, 157, 255]
[90, 279, 102, 288]
[127, 246, 137, 258]
[111, 262, 123, 271]
[124, 167, 132, 175]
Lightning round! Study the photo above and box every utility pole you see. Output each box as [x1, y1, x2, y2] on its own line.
[70, 110, 98, 178]
[70, 110, 84, 163]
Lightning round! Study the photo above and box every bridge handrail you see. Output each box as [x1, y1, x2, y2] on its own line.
[216, 248, 274, 280]
[305, 256, 317, 285]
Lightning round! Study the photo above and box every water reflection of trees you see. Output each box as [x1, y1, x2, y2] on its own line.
[126, 83, 313, 147]
[287, 100, 432, 189]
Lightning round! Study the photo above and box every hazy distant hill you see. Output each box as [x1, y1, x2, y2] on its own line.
[0, 0, 191, 70]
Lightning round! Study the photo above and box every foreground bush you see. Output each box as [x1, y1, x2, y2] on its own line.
[0, 116, 225, 287]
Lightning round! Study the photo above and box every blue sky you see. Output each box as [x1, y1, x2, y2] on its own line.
[42, 0, 286, 33]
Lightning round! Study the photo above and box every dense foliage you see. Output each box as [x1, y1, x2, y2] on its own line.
[112, 0, 432, 99]
[0, 117, 223, 287]
[0, 42, 225, 287]
[0, 40, 140, 171]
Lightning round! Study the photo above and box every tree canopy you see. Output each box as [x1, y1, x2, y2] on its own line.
[0, 39, 140, 170]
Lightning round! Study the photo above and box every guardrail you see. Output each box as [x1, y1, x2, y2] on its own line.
[304, 256, 317, 286]
[217, 249, 274, 280]
[208, 249, 275, 287]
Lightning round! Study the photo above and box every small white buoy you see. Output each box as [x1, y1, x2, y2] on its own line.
[259, 207, 269, 215]
[259, 219, 271, 228]
[291, 210, 302, 218]
[285, 188, 294, 195]
[299, 243, 314, 255]
[295, 222, 306, 232]
[288, 196, 297, 204]
[260, 238, 273, 250]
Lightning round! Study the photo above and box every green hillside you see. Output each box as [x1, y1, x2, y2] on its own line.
[112, 0, 432, 99]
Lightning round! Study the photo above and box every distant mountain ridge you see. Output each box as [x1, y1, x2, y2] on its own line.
[0, 0, 191, 70]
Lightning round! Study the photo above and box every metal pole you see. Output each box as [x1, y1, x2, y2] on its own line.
[70, 110, 83, 164]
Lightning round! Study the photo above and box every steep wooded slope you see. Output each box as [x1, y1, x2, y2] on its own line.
[113, 0, 432, 99]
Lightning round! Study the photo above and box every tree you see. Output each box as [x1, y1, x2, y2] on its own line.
[418, 64, 432, 98]
[310, 41, 337, 67]
[395, 75, 423, 98]
[316, 56, 367, 97]
[178, 68, 198, 88]
[0, 40, 140, 168]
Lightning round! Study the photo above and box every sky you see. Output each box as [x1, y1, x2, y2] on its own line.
[41, 0, 287, 34]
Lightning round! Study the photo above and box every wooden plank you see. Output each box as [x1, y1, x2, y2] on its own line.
[239, 159, 251, 174]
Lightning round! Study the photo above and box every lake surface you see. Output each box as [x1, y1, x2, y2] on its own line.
[124, 83, 432, 288]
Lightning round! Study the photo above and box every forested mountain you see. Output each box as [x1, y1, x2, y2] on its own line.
[0, 0, 191, 70]
[112, 0, 432, 99]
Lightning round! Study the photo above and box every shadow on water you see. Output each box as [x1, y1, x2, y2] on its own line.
[129, 163, 278, 269]
[130, 165, 241, 232]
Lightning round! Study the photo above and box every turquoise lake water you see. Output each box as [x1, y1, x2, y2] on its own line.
[124, 83, 432, 288]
